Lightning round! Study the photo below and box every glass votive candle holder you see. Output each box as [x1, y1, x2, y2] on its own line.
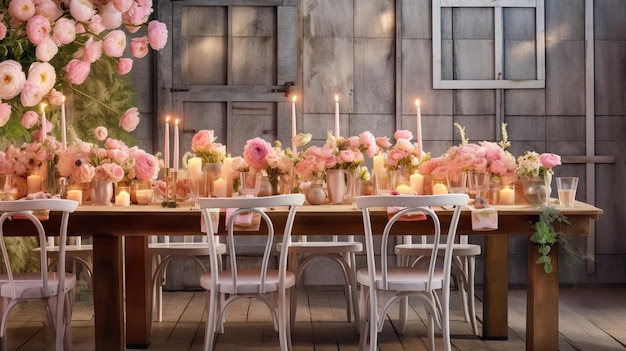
[499, 184, 515, 205]
[115, 186, 131, 207]
[135, 188, 153, 205]
[67, 183, 85, 205]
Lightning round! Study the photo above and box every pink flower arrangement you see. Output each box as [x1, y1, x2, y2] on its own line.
[191, 129, 226, 164]
[57, 129, 159, 183]
[382, 129, 423, 172]
[515, 151, 561, 179]
[0, 0, 168, 136]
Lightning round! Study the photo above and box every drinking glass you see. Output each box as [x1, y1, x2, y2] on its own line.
[239, 171, 261, 197]
[556, 177, 578, 207]
[446, 172, 468, 194]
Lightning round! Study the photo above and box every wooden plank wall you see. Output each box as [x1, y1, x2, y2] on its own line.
[130, 0, 626, 287]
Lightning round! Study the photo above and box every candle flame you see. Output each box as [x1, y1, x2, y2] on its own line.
[292, 95, 297, 102]
[166, 115, 170, 123]
[175, 118, 179, 125]
[62, 95, 66, 103]
[40, 103, 47, 112]
[335, 95, 338, 102]
[416, 99, 420, 107]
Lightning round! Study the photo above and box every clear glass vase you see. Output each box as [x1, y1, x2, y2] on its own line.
[520, 175, 551, 205]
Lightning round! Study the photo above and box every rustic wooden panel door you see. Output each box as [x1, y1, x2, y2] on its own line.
[156, 0, 297, 157]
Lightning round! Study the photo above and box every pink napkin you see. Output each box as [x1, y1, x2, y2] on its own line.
[470, 206, 498, 231]
[386, 206, 427, 222]
[200, 208, 220, 234]
[224, 208, 261, 231]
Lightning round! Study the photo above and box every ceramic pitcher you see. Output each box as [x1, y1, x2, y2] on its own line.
[326, 169, 352, 205]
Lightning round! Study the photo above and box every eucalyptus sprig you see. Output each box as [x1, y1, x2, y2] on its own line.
[529, 205, 572, 273]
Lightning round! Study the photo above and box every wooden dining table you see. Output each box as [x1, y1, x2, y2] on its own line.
[3, 198, 602, 351]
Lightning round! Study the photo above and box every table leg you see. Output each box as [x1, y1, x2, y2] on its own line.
[92, 234, 125, 351]
[482, 235, 509, 339]
[526, 241, 559, 351]
[125, 236, 152, 348]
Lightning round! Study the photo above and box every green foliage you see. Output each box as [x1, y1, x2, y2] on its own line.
[0, 237, 40, 273]
[529, 205, 572, 274]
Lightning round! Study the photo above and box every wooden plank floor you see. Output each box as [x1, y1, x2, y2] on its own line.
[5, 287, 626, 350]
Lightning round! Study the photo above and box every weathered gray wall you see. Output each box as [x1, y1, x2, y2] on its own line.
[132, 0, 626, 288]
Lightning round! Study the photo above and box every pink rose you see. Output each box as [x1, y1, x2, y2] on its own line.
[69, 0, 96, 23]
[0, 22, 7, 40]
[87, 14, 106, 35]
[35, 0, 63, 22]
[76, 37, 103, 63]
[117, 58, 133, 74]
[27, 62, 56, 95]
[75, 163, 95, 183]
[103, 30, 126, 57]
[375, 136, 391, 149]
[105, 138, 125, 150]
[394, 130, 413, 141]
[94, 126, 108, 141]
[35, 38, 58, 62]
[395, 138, 415, 153]
[338, 150, 355, 163]
[21, 110, 39, 129]
[119, 107, 140, 132]
[243, 137, 272, 170]
[133, 152, 159, 180]
[52, 17, 77, 45]
[0, 60, 27, 99]
[191, 129, 217, 152]
[64, 59, 91, 84]
[0, 103, 10, 127]
[540, 153, 561, 169]
[114, 0, 134, 12]
[9, 0, 36, 22]
[147, 20, 168, 50]
[48, 89, 63, 105]
[26, 15, 51, 45]
[130, 37, 149, 58]
[20, 81, 44, 107]
[101, 2, 122, 29]
[124, 3, 152, 25]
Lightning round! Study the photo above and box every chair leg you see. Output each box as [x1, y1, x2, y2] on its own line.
[467, 256, 479, 335]
[204, 290, 219, 351]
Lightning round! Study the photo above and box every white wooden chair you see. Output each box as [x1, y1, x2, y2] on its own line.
[276, 235, 361, 330]
[33, 236, 93, 292]
[0, 199, 79, 351]
[355, 194, 468, 351]
[394, 234, 481, 335]
[147, 212, 227, 323]
[198, 194, 305, 351]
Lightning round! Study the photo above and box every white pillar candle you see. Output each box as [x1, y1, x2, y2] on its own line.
[164, 116, 170, 169]
[213, 178, 227, 197]
[40, 103, 47, 139]
[187, 157, 203, 178]
[67, 189, 83, 204]
[432, 183, 448, 195]
[115, 190, 131, 207]
[416, 99, 423, 158]
[222, 155, 233, 197]
[61, 96, 67, 151]
[373, 155, 385, 174]
[291, 96, 297, 152]
[334, 95, 340, 137]
[173, 118, 179, 172]
[410, 172, 424, 195]
[27, 174, 42, 194]
[499, 186, 515, 205]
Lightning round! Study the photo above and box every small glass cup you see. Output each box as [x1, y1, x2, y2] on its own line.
[239, 171, 261, 197]
[446, 172, 467, 194]
[114, 185, 131, 207]
[556, 177, 578, 207]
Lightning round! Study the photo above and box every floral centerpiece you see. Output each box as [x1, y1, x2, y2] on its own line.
[0, 0, 168, 145]
[243, 137, 294, 195]
[515, 150, 561, 205]
[191, 129, 226, 165]
[57, 127, 159, 184]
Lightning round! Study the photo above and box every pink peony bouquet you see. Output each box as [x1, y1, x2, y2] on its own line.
[0, 0, 168, 135]
[57, 128, 159, 184]
[191, 129, 226, 165]
[382, 130, 424, 172]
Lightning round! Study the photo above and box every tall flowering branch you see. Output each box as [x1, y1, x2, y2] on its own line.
[454, 123, 468, 145]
